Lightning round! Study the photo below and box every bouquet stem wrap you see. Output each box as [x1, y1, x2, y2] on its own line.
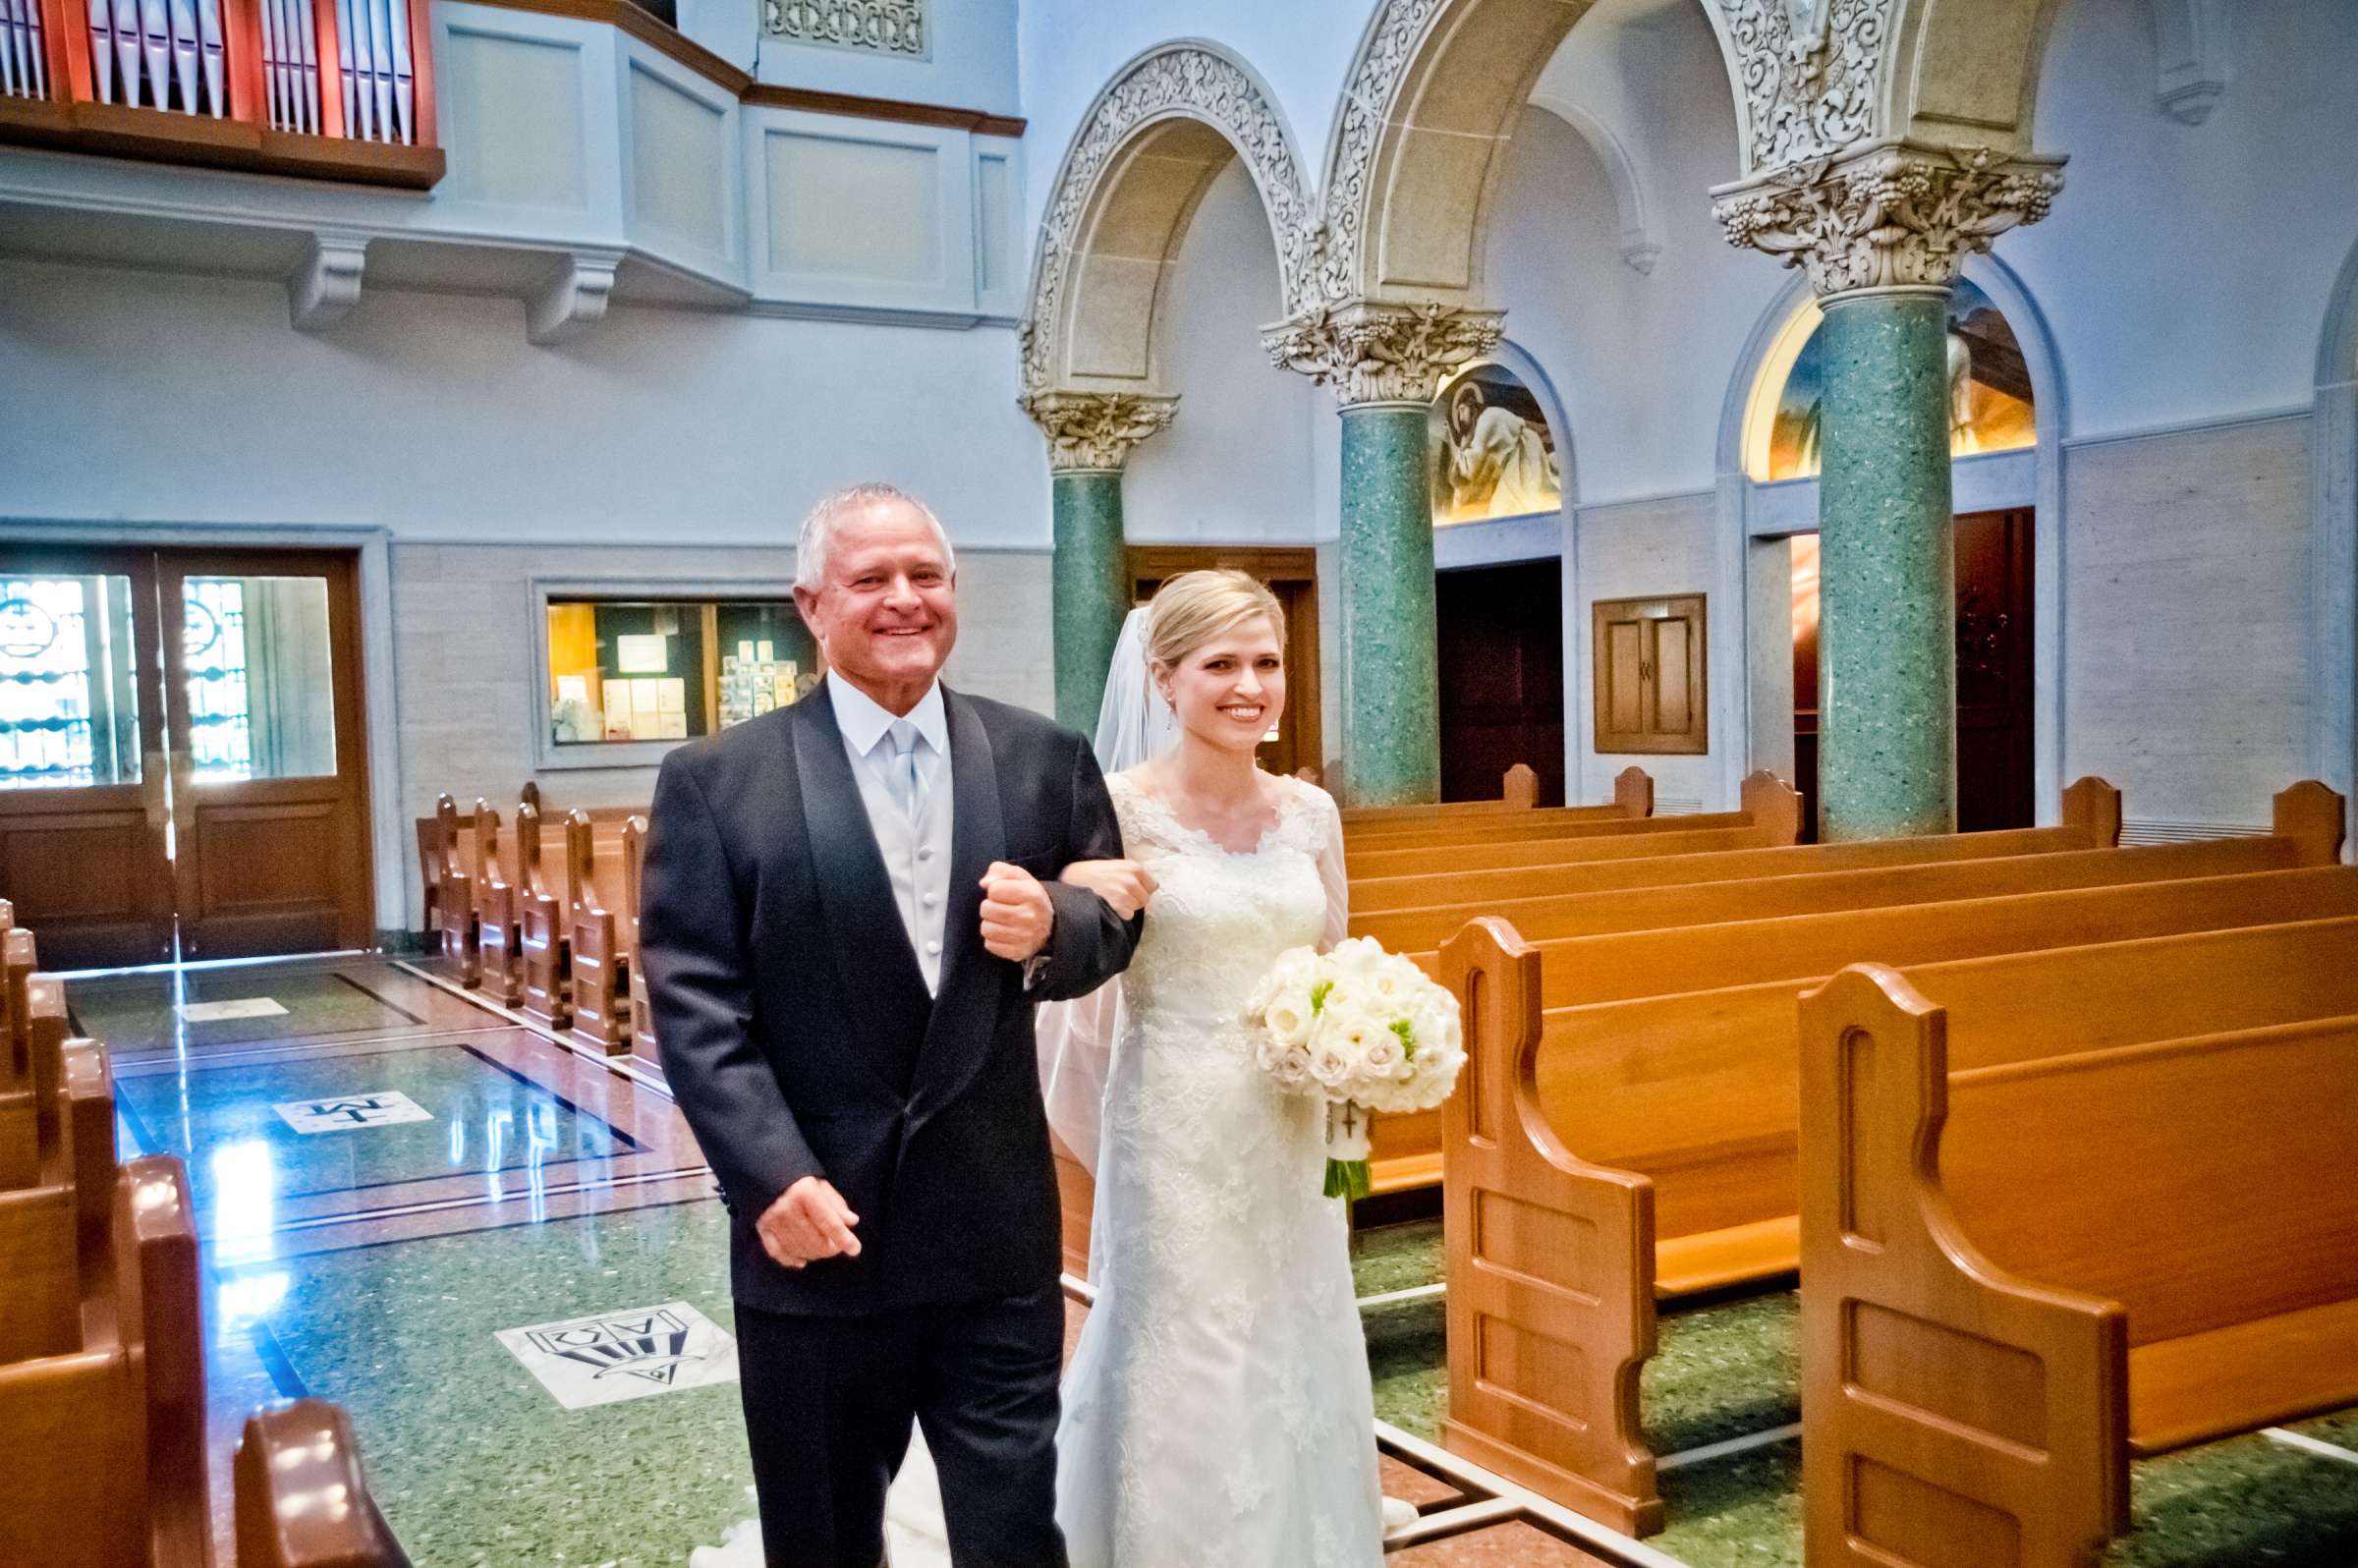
[1322, 1100, 1374, 1202]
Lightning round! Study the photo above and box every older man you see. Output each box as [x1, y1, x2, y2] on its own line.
[641, 483, 1140, 1568]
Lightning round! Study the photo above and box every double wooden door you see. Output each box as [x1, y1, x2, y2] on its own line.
[1436, 561, 1567, 806]
[0, 546, 373, 970]
[1129, 546, 1323, 779]
[1793, 508, 2035, 841]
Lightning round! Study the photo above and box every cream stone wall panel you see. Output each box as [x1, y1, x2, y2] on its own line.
[767, 134, 944, 283]
[1572, 488, 1720, 805]
[977, 151, 1016, 300]
[2061, 416, 2312, 823]
[440, 31, 592, 211]
[627, 66, 731, 258]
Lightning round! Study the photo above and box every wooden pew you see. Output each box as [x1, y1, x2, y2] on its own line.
[1798, 955, 2358, 1568]
[1345, 772, 1779, 855]
[567, 810, 637, 1055]
[1344, 771, 1802, 878]
[0, 980, 114, 1366]
[623, 817, 656, 1060]
[1342, 762, 1542, 821]
[1342, 764, 1649, 831]
[515, 802, 573, 1031]
[1352, 776, 2126, 915]
[434, 795, 481, 986]
[469, 800, 519, 1006]
[236, 1400, 415, 1568]
[420, 782, 534, 952]
[1435, 817, 2355, 1533]
[0, 1153, 206, 1568]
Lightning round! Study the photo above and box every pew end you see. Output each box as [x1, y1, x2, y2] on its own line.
[1437, 918, 1660, 1537]
[236, 1399, 415, 1568]
[2273, 779, 2347, 866]
[1737, 771, 1802, 846]
[1798, 964, 2129, 1568]
[2060, 776, 2123, 848]
[1502, 763, 1540, 812]
[1612, 766, 1653, 819]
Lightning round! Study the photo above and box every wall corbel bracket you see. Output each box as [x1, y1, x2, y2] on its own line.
[527, 250, 626, 347]
[288, 232, 369, 332]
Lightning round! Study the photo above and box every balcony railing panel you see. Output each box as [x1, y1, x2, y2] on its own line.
[0, 0, 438, 183]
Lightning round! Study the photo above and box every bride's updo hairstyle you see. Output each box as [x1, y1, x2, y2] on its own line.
[1145, 569, 1285, 676]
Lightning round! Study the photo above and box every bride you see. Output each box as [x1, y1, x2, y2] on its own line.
[698, 571, 1389, 1567]
[1043, 569, 1388, 1566]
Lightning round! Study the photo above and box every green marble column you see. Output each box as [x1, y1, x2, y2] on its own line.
[1816, 287, 1957, 841]
[1338, 402, 1442, 806]
[1051, 468, 1130, 735]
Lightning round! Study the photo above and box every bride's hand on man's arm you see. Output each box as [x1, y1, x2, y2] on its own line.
[1060, 859, 1156, 921]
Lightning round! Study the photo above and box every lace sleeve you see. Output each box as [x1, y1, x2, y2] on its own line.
[1311, 783, 1348, 953]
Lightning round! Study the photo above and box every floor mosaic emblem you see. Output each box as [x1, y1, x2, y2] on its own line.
[496, 1301, 740, 1410]
[180, 996, 290, 1023]
[273, 1090, 434, 1133]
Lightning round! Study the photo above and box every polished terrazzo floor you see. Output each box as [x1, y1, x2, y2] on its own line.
[67, 956, 2358, 1568]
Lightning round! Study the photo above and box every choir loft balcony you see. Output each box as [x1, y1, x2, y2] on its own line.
[0, 0, 443, 186]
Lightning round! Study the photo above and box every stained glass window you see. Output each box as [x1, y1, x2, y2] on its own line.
[0, 576, 140, 790]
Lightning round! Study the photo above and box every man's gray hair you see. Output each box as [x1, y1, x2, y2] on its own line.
[794, 483, 957, 592]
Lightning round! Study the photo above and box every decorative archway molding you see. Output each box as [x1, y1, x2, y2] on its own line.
[1017, 38, 1317, 419]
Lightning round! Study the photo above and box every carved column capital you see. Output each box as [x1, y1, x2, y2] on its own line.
[1261, 299, 1504, 408]
[1021, 391, 1180, 473]
[1712, 140, 2064, 302]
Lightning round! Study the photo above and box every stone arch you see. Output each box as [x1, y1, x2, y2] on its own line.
[1694, 0, 2077, 178]
[1527, 91, 1660, 275]
[1311, 0, 1608, 308]
[1018, 41, 1316, 400]
[1305, 0, 2094, 311]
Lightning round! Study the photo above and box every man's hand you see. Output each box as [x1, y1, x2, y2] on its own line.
[1058, 859, 1156, 922]
[980, 861, 1056, 963]
[757, 1175, 861, 1269]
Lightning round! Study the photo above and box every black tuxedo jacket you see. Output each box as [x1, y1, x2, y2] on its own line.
[640, 680, 1139, 1316]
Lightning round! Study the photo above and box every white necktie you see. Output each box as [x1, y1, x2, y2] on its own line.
[887, 719, 926, 824]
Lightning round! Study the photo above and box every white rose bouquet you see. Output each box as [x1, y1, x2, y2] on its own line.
[1242, 935, 1466, 1200]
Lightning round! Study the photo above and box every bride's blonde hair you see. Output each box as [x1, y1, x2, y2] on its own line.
[1146, 570, 1286, 674]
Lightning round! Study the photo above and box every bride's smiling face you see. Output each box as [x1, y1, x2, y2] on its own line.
[1155, 615, 1285, 757]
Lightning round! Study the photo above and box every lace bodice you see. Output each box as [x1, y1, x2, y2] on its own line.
[1105, 772, 1345, 1026]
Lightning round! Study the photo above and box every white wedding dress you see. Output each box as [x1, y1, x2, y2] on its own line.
[1051, 770, 1384, 1567]
[705, 768, 1384, 1568]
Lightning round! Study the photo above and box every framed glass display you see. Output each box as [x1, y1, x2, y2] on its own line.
[537, 589, 819, 766]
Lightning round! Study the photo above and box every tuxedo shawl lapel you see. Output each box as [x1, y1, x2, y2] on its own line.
[905, 686, 1010, 1127]
[791, 684, 929, 1095]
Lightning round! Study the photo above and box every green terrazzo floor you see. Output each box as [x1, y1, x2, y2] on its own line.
[122, 1043, 626, 1214]
[238, 1197, 753, 1568]
[70, 969, 421, 1051]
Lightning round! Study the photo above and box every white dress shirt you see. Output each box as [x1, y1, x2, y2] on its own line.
[828, 676, 954, 994]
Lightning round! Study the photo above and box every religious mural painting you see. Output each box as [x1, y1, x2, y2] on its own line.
[1428, 363, 1563, 526]
[1763, 278, 2037, 481]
